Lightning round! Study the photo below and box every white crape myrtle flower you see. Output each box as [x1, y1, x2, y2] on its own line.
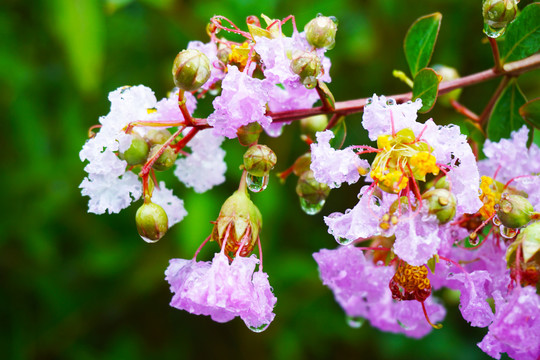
[80, 172, 142, 214]
[174, 129, 227, 193]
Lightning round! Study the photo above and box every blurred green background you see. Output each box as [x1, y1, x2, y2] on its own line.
[2, 0, 539, 359]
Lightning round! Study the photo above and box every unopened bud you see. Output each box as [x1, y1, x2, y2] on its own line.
[243, 144, 277, 177]
[211, 189, 262, 257]
[517, 222, 540, 263]
[300, 115, 328, 139]
[293, 153, 312, 176]
[434, 176, 451, 190]
[237, 122, 263, 146]
[136, 202, 168, 242]
[120, 134, 149, 166]
[305, 15, 338, 49]
[296, 170, 331, 215]
[423, 189, 457, 224]
[290, 51, 322, 89]
[497, 194, 534, 229]
[149, 144, 178, 171]
[172, 49, 211, 91]
[482, 0, 518, 38]
[433, 65, 462, 107]
[145, 129, 172, 145]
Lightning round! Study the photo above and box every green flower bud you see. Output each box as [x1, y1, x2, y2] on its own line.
[149, 144, 178, 171]
[290, 51, 322, 89]
[435, 176, 451, 190]
[211, 189, 262, 257]
[243, 144, 277, 177]
[237, 122, 263, 146]
[497, 194, 534, 229]
[217, 47, 232, 65]
[433, 65, 462, 107]
[516, 222, 540, 263]
[293, 153, 312, 176]
[304, 15, 338, 49]
[119, 133, 149, 166]
[296, 170, 331, 215]
[172, 49, 211, 91]
[136, 202, 168, 243]
[482, 0, 518, 38]
[422, 189, 457, 224]
[300, 114, 329, 139]
[145, 129, 172, 145]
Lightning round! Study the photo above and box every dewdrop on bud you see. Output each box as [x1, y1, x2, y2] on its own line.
[243, 144, 277, 177]
[172, 49, 211, 91]
[290, 51, 322, 89]
[497, 194, 534, 229]
[482, 0, 518, 38]
[149, 144, 178, 171]
[422, 189, 457, 224]
[237, 122, 263, 146]
[136, 202, 168, 243]
[300, 114, 328, 139]
[296, 170, 330, 215]
[145, 129, 172, 145]
[305, 15, 338, 49]
[433, 65, 462, 107]
[119, 133, 149, 166]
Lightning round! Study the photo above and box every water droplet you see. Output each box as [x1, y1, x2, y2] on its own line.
[329, 16, 338, 25]
[446, 260, 452, 267]
[247, 174, 269, 192]
[372, 196, 381, 206]
[337, 237, 354, 246]
[499, 225, 518, 239]
[501, 193, 509, 200]
[468, 234, 479, 246]
[376, 260, 384, 266]
[345, 208, 352, 214]
[248, 323, 269, 333]
[316, 12, 323, 17]
[483, 23, 506, 39]
[357, 193, 363, 200]
[366, 98, 373, 105]
[447, 272, 454, 278]
[397, 320, 408, 329]
[493, 215, 502, 226]
[346, 316, 365, 329]
[140, 235, 159, 244]
[299, 197, 326, 215]
[478, 188, 483, 196]
[386, 98, 396, 106]
[494, 203, 500, 211]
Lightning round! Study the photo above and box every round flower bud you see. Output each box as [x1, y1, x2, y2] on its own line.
[304, 15, 338, 49]
[293, 153, 312, 176]
[296, 170, 331, 214]
[145, 129, 172, 145]
[237, 122, 263, 146]
[136, 202, 168, 242]
[172, 49, 211, 91]
[422, 188, 457, 224]
[434, 176, 451, 190]
[149, 144, 178, 171]
[290, 51, 322, 89]
[516, 222, 540, 263]
[119, 133, 149, 166]
[482, 0, 518, 38]
[497, 194, 534, 229]
[433, 65, 462, 107]
[243, 144, 277, 177]
[300, 114, 329, 139]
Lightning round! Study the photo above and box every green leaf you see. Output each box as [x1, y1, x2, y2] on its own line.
[487, 79, 529, 142]
[329, 116, 347, 149]
[412, 68, 442, 113]
[404, 12, 442, 77]
[500, 3, 540, 64]
[519, 97, 540, 129]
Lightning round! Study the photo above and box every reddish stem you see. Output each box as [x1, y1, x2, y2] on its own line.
[193, 236, 211, 260]
[173, 128, 200, 153]
[450, 99, 480, 122]
[488, 37, 503, 73]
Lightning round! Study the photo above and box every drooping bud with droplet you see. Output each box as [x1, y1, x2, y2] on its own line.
[136, 202, 168, 243]
[304, 15, 338, 49]
[432, 65, 462, 107]
[243, 144, 277, 177]
[290, 51, 322, 89]
[119, 133, 149, 166]
[237, 122, 263, 146]
[296, 170, 331, 215]
[211, 189, 262, 258]
[300, 114, 329, 139]
[145, 129, 172, 145]
[422, 188, 457, 224]
[497, 194, 535, 228]
[172, 49, 211, 91]
[149, 144, 178, 171]
[482, 0, 518, 38]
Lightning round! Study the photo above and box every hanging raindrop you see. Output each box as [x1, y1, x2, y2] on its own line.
[140, 235, 159, 244]
[492, 215, 502, 226]
[499, 225, 518, 239]
[336, 237, 354, 246]
[248, 323, 269, 333]
[346, 316, 365, 329]
[247, 174, 269, 192]
[300, 197, 326, 215]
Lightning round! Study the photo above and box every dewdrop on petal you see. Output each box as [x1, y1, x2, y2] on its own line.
[136, 202, 168, 243]
[172, 49, 211, 91]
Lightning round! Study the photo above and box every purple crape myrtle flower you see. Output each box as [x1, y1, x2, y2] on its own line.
[165, 251, 277, 331]
[207, 65, 273, 138]
[310, 130, 369, 189]
[479, 126, 540, 209]
[478, 286, 540, 360]
[313, 246, 445, 338]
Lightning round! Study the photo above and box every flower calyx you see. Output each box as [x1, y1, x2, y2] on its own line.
[172, 49, 211, 91]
